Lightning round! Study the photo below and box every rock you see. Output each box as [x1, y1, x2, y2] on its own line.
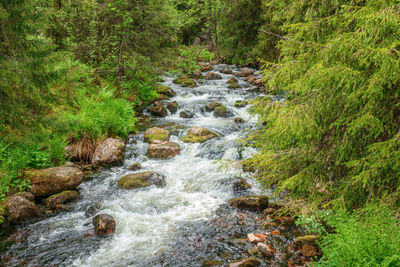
[234, 117, 245, 124]
[253, 78, 264, 87]
[154, 94, 170, 101]
[227, 77, 239, 84]
[149, 101, 168, 117]
[234, 67, 254, 77]
[213, 106, 227, 117]
[144, 127, 170, 143]
[180, 110, 195, 118]
[302, 244, 319, 257]
[85, 202, 103, 217]
[234, 100, 248, 108]
[202, 260, 223, 266]
[247, 233, 266, 243]
[92, 138, 125, 168]
[155, 85, 176, 98]
[221, 68, 233, 74]
[25, 166, 84, 197]
[181, 127, 218, 143]
[147, 140, 180, 159]
[205, 72, 222, 80]
[228, 257, 261, 267]
[191, 70, 202, 79]
[229, 196, 269, 210]
[44, 190, 79, 209]
[205, 102, 223, 112]
[93, 214, 116, 236]
[233, 179, 251, 191]
[127, 162, 141, 171]
[118, 171, 166, 189]
[295, 235, 320, 245]
[65, 144, 79, 161]
[6, 196, 40, 223]
[173, 77, 197, 87]
[228, 83, 240, 89]
[13, 192, 35, 202]
[167, 101, 178, 113]
[246, 76, 256, 83]
[200, 64, 213, 72]
[257, 243, 275, 257]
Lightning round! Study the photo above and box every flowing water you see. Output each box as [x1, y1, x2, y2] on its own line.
[1, 65, 304, 266]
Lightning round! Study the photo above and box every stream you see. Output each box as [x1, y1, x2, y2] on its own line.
[1, 65, 305, 266]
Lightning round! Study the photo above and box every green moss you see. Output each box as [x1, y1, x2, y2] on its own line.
[0, 200, 7, 225]
[144, 128, 170, 143]
[213, 106, 227, 117]
[173, 77, 198, 88]
[117, 171, 153, 189]
[181, 133, 218, 143]
[228, 83, 240, 89]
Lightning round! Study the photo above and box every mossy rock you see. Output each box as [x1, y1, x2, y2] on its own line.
[295, 235, 320, 245]
[44, 190, 79, 209]
[181, 127, 218, 143]
[144, 127, 170, 143]
[0, 200, 7, 225]
[155, 85, 176, 97]
[229, 195, 269, 210]
[155, 93, 170, 101]
[118, 171, 166, 189]
[213, 106, 227, 117]
[173, 77, 198, 87]
[202, 260, 223, 266]
[205, 102, 223, 112]
[227, 77, 238, 84]
[234, 100, 248, 108]
[228, 83, 241, 89]
[127, 162, 141, 171]
[228, 257, 261, 267]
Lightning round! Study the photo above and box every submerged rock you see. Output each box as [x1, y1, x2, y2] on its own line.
[85, 202, 103, 217]
[92, 138, 125, 168]
[180, 110, 195, 118]
[205, 102, 223, 112]
[149, 101, 168, 117]
[6, 196, 40, 223]
[44, 190, 79, 209]
[167, 101, 178, 113]
[229, 195, 269, 210]
[234, 117, 245, 124]
[173, 77, 197, 87]
[93, 214, 116, 236]
[118, 171, 166, 189]
[181, 127, 218, 143]
[144, 127, 170, 143]
[213, 106, 227, 117]
[205, 72, 222, 80]
[228, 257, 261, 267]
[25, 166, 84, 197]
[147, 140, 180, 159]
[228, 83, 240, 89]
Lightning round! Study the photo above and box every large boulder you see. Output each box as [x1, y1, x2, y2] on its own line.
[44, 190, 80, 209]
[147, 140, 180, 159]
[92, 138, 125, 168]
[205, 72, 223, 80]
[144, 127, 170, 143]
[25, 166, 84, 197]
[167, 101, 178, 113]
[155, 85, 176, 98]
[149, 101, 168, 117]
[213, 106, 228, 117]
[173, 77, 197, 88]
[229, 195, 269, 210]
[181, 127, 218, 143]
[205, 102, 223, 112]
[6, 196, 40, 223]
[118, 171, 166, 189]
[93, 214, 116, 236]
[234, 67, 254, 77]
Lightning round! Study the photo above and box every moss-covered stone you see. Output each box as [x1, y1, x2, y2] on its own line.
[205, 102, 223, 112]
[154, 93, 170, 101]
[118, 171, 166, 189]
[44, 190, 79, 209]
[228, 257, 261, 267]
[227, 77, 238, 84]
[213, 106, 227, 117]
[181, 127, 218, 143]
[144, 127, 170, 143]
[234, 100, 248, 108]
[295, 235, 320, 245]
[127, 162, 141, 171]
[202, 260, 223, 266]
[173, 77, 198, 87]
[0, 200, 7, 225]
[155, 85, 176, 97]
[229, 195, 269, 211]
[167, 101, 178, 113]
[228, 83, 241, 89]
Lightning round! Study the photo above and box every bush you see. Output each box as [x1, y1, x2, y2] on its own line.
[309, 204, 400, 267]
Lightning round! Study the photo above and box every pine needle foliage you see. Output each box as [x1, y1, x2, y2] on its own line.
[248, 0, 400, 209]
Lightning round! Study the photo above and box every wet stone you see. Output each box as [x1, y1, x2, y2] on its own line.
[93, 214, 116, 236]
